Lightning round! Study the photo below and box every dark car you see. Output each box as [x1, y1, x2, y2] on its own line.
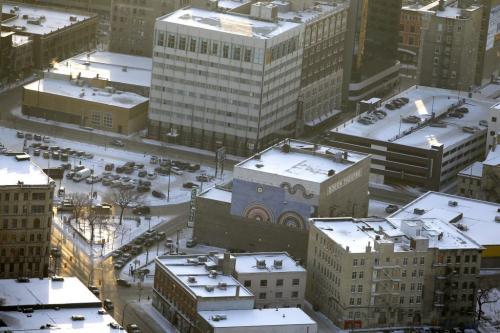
[105, 163, 115, 171]
[16, 131, 24, 138]
[111, 139, 125, 147]
[138, 170, 147, 178]
[103, 299, 114, 311]
[152, 190, 166, 199]
[25, 133, 33, 140]
[183, 182, 199, 189]
[132, 205, 151, 215]
[116, 279, 131, 287]
[137, 185, 151, 193]
[116, 166, 124, 173]
[385, 204, 399, 214]
[34, 134, 42, 141]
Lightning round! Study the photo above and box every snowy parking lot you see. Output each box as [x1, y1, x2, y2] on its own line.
[0, 126, 231, 206]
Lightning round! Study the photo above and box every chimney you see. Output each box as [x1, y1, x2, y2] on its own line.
[222, 252, 235, 276]
[236, 285, 240, 297]
[366, 241, 372, 253]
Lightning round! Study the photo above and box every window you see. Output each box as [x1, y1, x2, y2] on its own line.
[276, 292, 283, 298]
[403, 258, 408, 266]
[456, 256, 461, 263]
[291, 291, 299, 298]
[157, 32, 164, 46]
[357, 298, 362, 305]
[409, 296, 414, 304]
[411, 283, 415, 291]
[32, 193, 46, 201]
[232, 46, 241, 60]
[465, 255, 470, 263]
[418, 270, 423, 277]
[259, 292, 266, 299]
[472, 255, 477, 263]
[352, 272, 357, 279]
[200, 40, 208, 54]
[492, 117, 497, 122]
[211, 42, 218, 55]
[418, 283, 423, 291]
[351, 285, 356, 292]
[471, 267, 476, 274]
[359, 272, 364, 279]
[360, 259, 365, 266]
[413, 257, 418, 265]
[402, 270, 407, 277]
[260, 280, 267, 287]
[189, 38, 197, 52]
[353, 259, 358, 266]
[420, 257, 425, 265]
[91, 112, 100, 126]
[103, 113, 113, 128]
[222, 44, 229, 58]
[416, 295, 421, 303]
[358, 285, 363, 292]
[349, 298, 355, 305]
[244, 280, 251, 287]
[412, 270, 417, 277]
[292, 279, 300, 286]
[178, 36, 186, 50]
[31, 205, 44, 214]
[244, 48, 252, 62]
[167, 34, 175, 48]
[276, 279, 283, 287]
[400, 296, 405, 304]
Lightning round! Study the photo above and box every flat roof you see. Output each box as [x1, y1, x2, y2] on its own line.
[50, 51, 152, 88]
[272, 1, 347, 23]
[0, 307, 120, 332]
[2, 3, 93, 36]
[156, 256, 254, 299]
[231, 252, 306, 274]
[236, 139, 368, 183]
[484, 146, 500, 167]
[0, 154, 52, 186]
[312, 214, 483, 253]
[458, 161, 483, 178]
[199, 308, 316, 328]
[199, 186, 232, 203]
[389, 191, 500, 247]
[403, 0, 481, 17]
[0, 277, 101, 308]
[160, 7, 301, 39]
[24, 78, 148, 108]
[331, 86, 494, 149]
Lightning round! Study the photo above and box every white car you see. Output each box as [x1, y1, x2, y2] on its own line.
[42, 136, 51, 143]
[85, 176, 102, 184]
[147, 172, 157, 180]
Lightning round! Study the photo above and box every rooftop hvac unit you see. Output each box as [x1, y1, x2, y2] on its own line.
[212, 314, 227, 321]
[187, 276, 197, 283]
[198, 256, 208, 263]
[448, 200, 458, 207]
[205, 285, 215, 292]
[217, 282, 227, 290]
[69, 15, 77, 22]
[22, 14, 28, 19]
[413, 208, 425, 215]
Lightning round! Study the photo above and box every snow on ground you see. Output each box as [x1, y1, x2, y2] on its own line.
[0, 126, 232, 206]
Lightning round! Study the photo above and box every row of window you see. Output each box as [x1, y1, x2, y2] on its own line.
[0, 262, 42, 274]
[244, 278, 300, 288]
[0, 245, 45, 257]
[90, 112, 113, 128]
[258, 291, 299, 299]
[1, 217, 49, 229]
[0, 204, 49, 215]
[0, 192, 46, 201]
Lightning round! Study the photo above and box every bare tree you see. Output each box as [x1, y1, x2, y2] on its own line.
[105, 188, 144, 225]
[68, 193, 90, 228]
[477, 286, 500, 322]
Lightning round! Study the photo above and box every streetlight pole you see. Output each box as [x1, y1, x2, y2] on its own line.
[167, 162, 171, 202]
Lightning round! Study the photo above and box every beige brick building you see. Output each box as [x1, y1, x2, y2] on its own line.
[0, 153, 55, 278]
[306, 217, 482, 329]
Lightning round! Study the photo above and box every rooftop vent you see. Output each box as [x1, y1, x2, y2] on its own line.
[212, 314, 227, 321]
[22, 14, 28, 19]
[273, 259, 283, 269]
[209, 270, 218, 278]
[255, 163, 264, 168]
[256, 259, 266, 269]
[198, 256, 208, 263]
[217, 282, 227, 290]
[205, 285, 215, 292]
[448, 200, 458, 207]
[187, 276, 197, 283]
[495, 216, 500, 223]
[328, 169, 335, 176]
[253, 153, 261, 160]
[438, 232, 444, 240]
[413, 208, 425, 215]
[456, 224, 468, 231]
[69, 15, 78, 22]
[122, 66, 128, 72]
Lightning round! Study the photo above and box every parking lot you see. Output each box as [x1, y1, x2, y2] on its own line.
[1, 127, 231, 207]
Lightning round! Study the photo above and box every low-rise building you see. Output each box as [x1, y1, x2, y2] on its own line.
[327, 85, 495, 191]
[230, 252, 307, 309]
[0, 31, 33, 83]
[457, 144, 500, 203]
[193, 139, 370, 259]
[488, 101, 500, 150]
[0, 276, 120, 331]
[22, 77, 149, 134]
[0, 153, 54, 278]
[153, 255, 255, 333]
[307, 216, 482, 329]
[1, 2, 98, 68]
[198, 308, 317, 333]
[389, 191, 500, 267]
[48, 50, 152, 97]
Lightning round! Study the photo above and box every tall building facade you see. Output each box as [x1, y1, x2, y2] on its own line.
[149, 7, 304, 155]
[109, 0, 190, 56]
[0, 154, 55, 278]
[307, 217, 482, 329]
[417, 1, 483, 91]
[345, 0, 402, 109]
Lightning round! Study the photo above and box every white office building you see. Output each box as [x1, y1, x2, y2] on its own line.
[149, 5, 304, 155]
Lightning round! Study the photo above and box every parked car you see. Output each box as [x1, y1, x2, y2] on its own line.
[16, 131, 24, 138]
[111, 139, 124, 147]
[150, 156, 158, 164]
[137, 185, 151, 193]
[73, 168, 92, 182]
[42, 136, 51, 143]
[152, 190, 166, 199]
[25, 133, 33, 140]
[114, 260, 125, 270]
[103, 299, 114, 311]
[105, 163, 115, 171]
[385, 204, 399, 214]
[134, 237, 145, 245]
[116, 279, 131, 287]
[85, 175, 101, 184]
[102, 178, 113, 186]
[131, 245, 143, 254]
[34, 134, 42, 141]
[111, 250, 123, 259]
[88, 285, 100, 296]
[147, 172, 157, 180]
[115, 166, 125, 173]
[182, 182, 198, 189]
[121, 253, 132, 261]
[186, 239, 197, 248]
[126, 323, 141, 333]
[34, 149, 40, 156]
[187, 163, 200, 172]
[196, 175, 210, 182]
[139, 180, 151, 186]
[156, 231, 166, 240]
[138, 170, 147, 178]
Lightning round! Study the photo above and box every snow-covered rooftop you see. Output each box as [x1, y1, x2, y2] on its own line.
[389, 192, 500, 247]
[331, 86, 494, 149]
[312, 214, 483, 253]
[458, 161, 483, 178]
[0, 154, 52, 186]
[2, 3, 93, 36]
[160, 7, 301, 39]
[24, 78, 149, 108]
[236, 139, 368, 183]
[0, 277, 101, 308]
[404, 0, 481, 18]
[484, 146, 500, 167]
[272, 1, 347, 24]
[199, 308, 316, 328]
[50, 51, 152, 88]
[0, 307, 120, 332]
[156, 256, 254, 299]
[199, 186, 232, 203]
[230, 252, 306, 274]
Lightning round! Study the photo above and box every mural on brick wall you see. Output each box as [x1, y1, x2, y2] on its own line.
[230, 179, 316, 230]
